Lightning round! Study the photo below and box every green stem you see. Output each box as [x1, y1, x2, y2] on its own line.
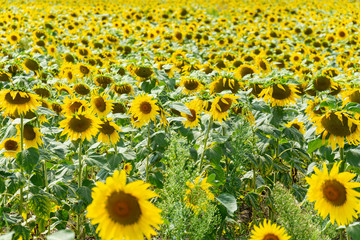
[43, 159, 48, 192]
[339, 148, 345, 172]
[19, 115, 24, 217]
[199, 117, 213, 173]
[77, 140, 83, 239]
[146, 124, 151, 182]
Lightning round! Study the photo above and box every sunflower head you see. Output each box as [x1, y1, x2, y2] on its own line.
[33, 84, 51, 98]
[0, 71, 11, 82]
[210, 94, 239, 122]
[0, 89, 40, 117]
[129, 94, 159, 128]
[249, 219, 291, 240]
[184, 176, 214, 214]
[22, 58, 40, 74]
[209, 75, 240, 94]
[306, 162, 360, 226]
[73, 83, 91, 96]
[259, 83, 300, 107]
[0, 137, 20, 158]
[91, 92, 113, 117]
[180, 76, 204, 95]
[285, 119, 305, 134]
[94, 75, 114, 89]
[133, 66, 153, 79]
[181, 99, 202, 128]
[234, 64, 257, 79]
[313, 75, 332, 92]
[98, 118, 121, 145]
[112, 83, 134, 95]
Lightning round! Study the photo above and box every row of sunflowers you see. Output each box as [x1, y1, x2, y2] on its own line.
[1, 0, 360, 239]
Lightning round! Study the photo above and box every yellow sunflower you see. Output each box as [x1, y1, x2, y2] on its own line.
[180, 76, 204, 95]
[249, 219, 291, 240]
[22, 58, 40, 74]
[16, 123, 43, 149]
[91, 92, 113, 118]
[285, 119, 306, 134]
[0, 89, 40, 117]
[210, 94, 239, 122]
[0, 137, 21, 158]
[306, 162, 360, 226]
[97, 118, 121, 145]
[59, 110, 101, 142]
[234, 64, 258, 79]
[184, 176, 215, 214]
[62, 96, 89, 115]
[313, 111, 360, 150]
[111, 83, 134, 96]
[209, 76, 240, 94]
[123, 163, 133, 174]
[259, 84, 300, 107]
[181, 100, 202, 128]
[128, 94, 159, 128]
[341, 88, 360, 106]
[86, 170, 163, 240]
[305, 97, 327, 122]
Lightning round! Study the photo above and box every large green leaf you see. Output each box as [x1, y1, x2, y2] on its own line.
[345, 149, 360, 168]
[168, 102, 192, 115]
[28, 194, 51, 220]
[307, 138, 323, 153]
[10, 225, 30, 240]
[216, 193, 237, 216]
[16, 147, 40, 174]
[346, 222, 360, 239]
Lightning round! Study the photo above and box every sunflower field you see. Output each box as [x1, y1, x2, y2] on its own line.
[2, 0, 360, 239]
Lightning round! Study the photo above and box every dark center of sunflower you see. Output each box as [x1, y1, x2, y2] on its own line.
[321, 112, 357, 137]
[115, 85, 132, 95]
[74, 84, 90, 95]
[106, 191, 141, 225]
[23, 124, 36, 140]
[263, 234, 280, 240]
[69, 102, 84, 114]
[349, 90, 360, 103]
[34, 88, 51, 98]
[186, 109, 197, 122]
[0, 73, 10, 82]
[80, 66, 90, 74]
[140, 102, 152, 114]
[259, 60, 267, 71]
[291, 123, 300, 131]
[135, 67, 153, 78]
[239, 66, 254, 78]
[339, 31, 346, 38]
[250, 84, 263, 97]
[322, 179, 347, 206]
[184, 79, 199, 90]
[314, 76, 331, 91]
[294, 56, 299, 61]
[112, 103, 126, 114]
[68, 115, 92, 133]
[79, 49, 88, 56]
[100, 121, 115, 135]
[11, 35, 18, 41]
[4, 139, 18, 151]
[5, 92, 31, 104]
[271, 84, 291, 100]
[217, 98, 232, 112]
[67, 72, 73, 80]
[94, 97, 106, 112]
[24, 59, 39, 71]
[65, 54, 75, 63]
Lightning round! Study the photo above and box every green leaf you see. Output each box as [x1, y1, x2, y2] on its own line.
[244, 192, 261, 211]
[216, 193, 237, 216]
[10, 225, 30, 240]
[149, 171, 164, 189]
[346, 149, 360, 168]
[0, 177, 5, 193]
[307, 138, 323, 153]
[346, 222, 360, 240]
[37, 106, 55, 115]
[168, 102, 192, 115]
[28, 194, 51, 220]
[16, 147, 40, 174]
[77, 186, 92, 205]
[47, 230, 75, 240]
[282, 127, 303, 143]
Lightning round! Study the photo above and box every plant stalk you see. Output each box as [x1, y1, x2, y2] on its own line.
[146, 124, 151, 182]
[199, 117, 213, 173]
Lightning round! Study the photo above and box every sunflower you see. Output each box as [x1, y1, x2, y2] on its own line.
[180, 76, 204, 95]
[341, 88, 360, 106]
[313, 111, 360, 150]
[8, 32, 21, 45]
[97, 118, 121, 145]
[305, 97, 327, 121]
[285, 119, 305, 134]
[0, 70, 11, 82]
[0, 137, 21, 158]
[91, 92, 113, 117]
[77, 63, 92, 78]
[16, 123, 43, 149]
[306, 162, 360, 226]
[234, 64, 257, 79]
[59, 110, 101, 141]
[22, 58, 40, 74]
[184, 176, 215, 214]
[54, 83, 72, 95]
[94, 75, 114, 89]
[123, 163, 133, 174]
[210, 94, 238, 122]
[313, 75, 333, 92]
[86, 170, 163, 240]
[111, 83, 134, 95]
[129, 94, 159, 128]
[336, 28, 349, 40]
[259, 84, 300, 107]
[0, 89, 40, 117]
[249, 219, 290, 240]
[62, 96, 89, 115]
[73, 83, 91, 96]
[209, 76, 240, 94]
[33, 84, 51, 98]
[182, 100, 201, 128]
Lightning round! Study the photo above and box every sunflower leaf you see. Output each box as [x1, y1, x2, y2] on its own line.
[345, 149, 360, 168]
[16, 147, 40, 174]
[216, 193, 237, 216]
[168, 102, 192, 115]
[28, 194, 51, 220]
[346, 222, 360, 240]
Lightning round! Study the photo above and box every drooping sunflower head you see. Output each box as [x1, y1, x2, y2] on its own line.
[91, 92, 113, 117]
[285, 119, 305, 134]
[98, 118, 121, 145]
[306, 162, 360, 226]
[59, 110, 101, 141]
[180, 76, 204, 95]
[129, 94, 159, 128]
[33, 84, 51, 98]
[234, 64, 258, 79]
[313, 75, 333, 92]
[0, 137, 20, 158]
[77, 63, 92, 78]
[94, 75, 114, 89]
[133, 65, 153, 79]
[181, 99, 202, 128]
[62, 53, 76, 63]
[184, 176, 214, 214]
[341, 88, 360, 106]
[111, 83, 134, 96]
[112, 102, 127, 114]
[86, 170, 163, 240]
[16, 123, 43, 149]
[0, 89, 40, 117]
[0, 70, 11, 82]
[314, 111, 360, 150]
[22, 57, 40, 74]
[210, 94, 239, 122]
[73, 83, 91, 96]
[249, 219, 291, 240]
[259, 83, 300, 107]
[209, 75, 240, 95]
